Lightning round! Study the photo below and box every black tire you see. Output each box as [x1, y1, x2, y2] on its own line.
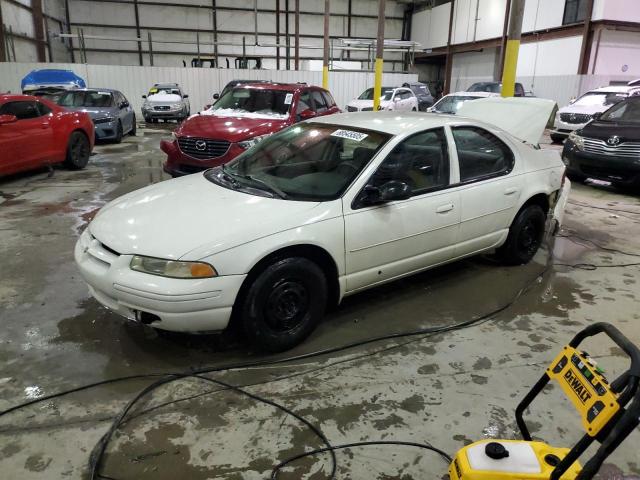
[567, 171, 587, 183]
[550, 133, 565, 144]
[130, 115, 137, 136]
[64, 131, 90, 170]
[114, 120, 123, 143]
[239, 257, 327, 352]
[497, 204, 546, 265]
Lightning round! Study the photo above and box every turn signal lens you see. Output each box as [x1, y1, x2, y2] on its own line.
[190, 263, 216, 278]
[130, 255, 217, 278]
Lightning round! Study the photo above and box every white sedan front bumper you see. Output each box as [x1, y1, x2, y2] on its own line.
[74, 229, 245, 332]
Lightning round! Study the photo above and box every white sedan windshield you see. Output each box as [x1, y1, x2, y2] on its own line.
[205, 123, 390, 201]
[572, 92, 627, 107]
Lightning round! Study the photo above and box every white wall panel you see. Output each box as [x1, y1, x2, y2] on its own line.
[475, 0, 507, 41]
[592, 0, 640, 22]
[451, 48, 498, 80]
[0, 62, 417, 113]
[590, 29, 640, 76]
[411, 3, 451, 49]
[516, 36, 582, 77]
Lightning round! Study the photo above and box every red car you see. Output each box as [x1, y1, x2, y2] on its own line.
[161, 83, 340, 177]
[0, 94, 94, 177]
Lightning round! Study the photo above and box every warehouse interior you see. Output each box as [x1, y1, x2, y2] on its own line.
[1, 1, 640, 479]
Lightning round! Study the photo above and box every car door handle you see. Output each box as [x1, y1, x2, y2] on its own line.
[436, 204, 454, 214]
[504, 187, 519, 195]
[41, 123, 50, 129]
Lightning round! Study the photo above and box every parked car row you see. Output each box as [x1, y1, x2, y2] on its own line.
[345, 82, 435, 113]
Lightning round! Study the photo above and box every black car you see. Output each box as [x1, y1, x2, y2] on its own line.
[562, 95, 640, 189]
[468, 81, 526, 97]
[402, 82, 434, 111]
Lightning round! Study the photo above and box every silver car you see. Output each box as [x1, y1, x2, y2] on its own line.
[57, 88, 136, 143]
[141, 83, 190, 123]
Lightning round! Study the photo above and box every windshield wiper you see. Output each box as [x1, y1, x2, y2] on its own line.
[220, 164, 241, 187]
[242, 175, 288, 199]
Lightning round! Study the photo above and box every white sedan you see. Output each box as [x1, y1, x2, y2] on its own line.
[346, 87, 419, 112]
[75, 98, 569, 352]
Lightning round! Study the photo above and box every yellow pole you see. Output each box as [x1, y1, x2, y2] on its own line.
[373, 0, 386, 111]
[500, 39, 520, 97]
[322, 0, 330, 89]
[500, 0, 525, 97]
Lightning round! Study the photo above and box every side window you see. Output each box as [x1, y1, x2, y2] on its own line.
[0, 101, 41, 119]
[311, 90, 328, 113]
[296, 90, 313, 113]
[322, 91, 335, 108]
[37, 101, 52, 116]
[369, 128, 449, 195]
[451, 126, 514, 183]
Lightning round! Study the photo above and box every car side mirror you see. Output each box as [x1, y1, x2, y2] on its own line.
[394, 97, 400, 102]
[361, 181, 411, 205]
[0, 114, 17, 125]
[120, 101, 129, 109]
[213, 93, 219, 100]
[183, 94, 189, 99]
[298, 108, 316, 121]
[592, 112, 602, 120]
[142, 94, 147, 99]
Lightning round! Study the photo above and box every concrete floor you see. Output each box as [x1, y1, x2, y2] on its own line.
[1, 125, 639, 480]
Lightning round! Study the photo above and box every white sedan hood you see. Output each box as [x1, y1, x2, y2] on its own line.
[89, 174, 323, 261]
[457, 97, 557, 145]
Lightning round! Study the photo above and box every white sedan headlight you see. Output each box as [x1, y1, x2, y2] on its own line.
[568, 131, 584, 150]
[238, 134, 271, 150]
[130, 255, 217, 278]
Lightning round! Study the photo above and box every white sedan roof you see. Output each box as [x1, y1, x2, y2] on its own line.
[311, 111, 462, 136]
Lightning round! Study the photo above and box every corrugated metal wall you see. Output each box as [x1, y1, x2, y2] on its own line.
[450, 74, 638, 107]
[0, 62, 418, 113]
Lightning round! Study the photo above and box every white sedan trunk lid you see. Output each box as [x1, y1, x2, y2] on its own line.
[457, 97, 557, 145]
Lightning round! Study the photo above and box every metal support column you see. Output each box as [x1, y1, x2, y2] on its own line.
[133, 0, 143, 65]
[147, 31, 153, 66]
[578, 0, 595, 74]
[64, 0, 75, 63]
[31, 0, 47, 61]
[275, 0, 280, 69]
[285, 0, 290, 69]
[372, 0, 385, 111]
[294, 0, 299, 70]
[443, 0, 455, 95]
[212, 0, 219, 67]
[0, 2, 7, 62]
[497, 0, 511, 80]
[500, 0, 526, 97]
[322, 0, 330, 88]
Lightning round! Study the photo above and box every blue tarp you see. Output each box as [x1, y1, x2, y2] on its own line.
[21, 69, 86, 91]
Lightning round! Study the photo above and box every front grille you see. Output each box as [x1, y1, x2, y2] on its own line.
[583, 137, 640, 158]
[581, 165, 636, 180]
[93, 117, 113, 125]
[154, 105, 171, 111]
[347, 106, 358, 112]
[560, 113, 591, 124]
[177, 137, 231, 160]
[361, 107, 374, 111]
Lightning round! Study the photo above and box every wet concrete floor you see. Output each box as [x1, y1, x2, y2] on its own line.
[0, 125, 639, 479]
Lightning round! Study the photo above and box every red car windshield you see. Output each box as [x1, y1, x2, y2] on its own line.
[209, 88, 292, 118]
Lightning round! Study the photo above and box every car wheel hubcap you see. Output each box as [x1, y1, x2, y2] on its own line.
[519, 220, 540, 256]
[72, 137, 86, 161]
[265, 279, 309, 332]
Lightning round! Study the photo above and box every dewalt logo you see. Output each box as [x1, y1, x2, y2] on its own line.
[564, 369, 592, 404]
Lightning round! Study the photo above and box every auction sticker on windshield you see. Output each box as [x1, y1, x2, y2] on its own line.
[331, 129, 368, 142]
[284, 93, 293, 105]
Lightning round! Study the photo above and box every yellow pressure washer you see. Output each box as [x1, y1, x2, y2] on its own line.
[450, 322, 640, 480]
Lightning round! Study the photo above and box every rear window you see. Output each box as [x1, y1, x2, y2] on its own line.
[59, 91, 113, 107]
